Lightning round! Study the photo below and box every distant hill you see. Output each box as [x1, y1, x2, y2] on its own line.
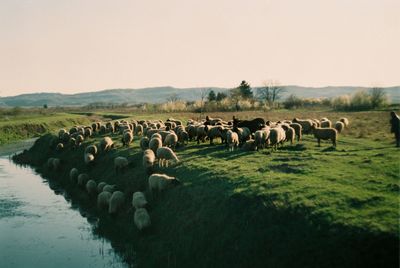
[0, 86, 398, 107]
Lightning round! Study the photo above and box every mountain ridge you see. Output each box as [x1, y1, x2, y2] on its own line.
[0, 86, 399, 107]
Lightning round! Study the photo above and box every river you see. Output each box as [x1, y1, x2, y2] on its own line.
[0, 141, 129, 268]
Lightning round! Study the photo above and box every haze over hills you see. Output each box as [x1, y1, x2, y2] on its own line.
[0, 86, 399, 107]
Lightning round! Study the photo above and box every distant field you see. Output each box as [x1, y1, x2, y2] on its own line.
[13, 108, 399, 267]
[0, 113, 93, 145]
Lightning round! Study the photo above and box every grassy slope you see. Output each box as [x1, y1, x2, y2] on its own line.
[0, 113, 93, 145]
[13, 110, 399, 268]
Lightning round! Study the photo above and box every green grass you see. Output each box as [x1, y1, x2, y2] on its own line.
[12, 110, 400, 267]
[0, 113, 99, 145]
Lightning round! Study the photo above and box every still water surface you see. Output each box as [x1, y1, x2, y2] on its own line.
[0, 147, 129, 268]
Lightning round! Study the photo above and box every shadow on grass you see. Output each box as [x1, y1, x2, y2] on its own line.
[13, 133, 400, 268]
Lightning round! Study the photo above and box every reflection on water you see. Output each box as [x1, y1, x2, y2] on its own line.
[0, 154, 129, 268]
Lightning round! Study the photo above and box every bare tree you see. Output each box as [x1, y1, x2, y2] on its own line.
[258, 80, 285, 108]
[199, 88, 210, 118]
[167, 93, 180, 102]
[370, 87, 387, 109]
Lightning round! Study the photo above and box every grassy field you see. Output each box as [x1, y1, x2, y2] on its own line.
[13, 109, 399, 267]
[0, 112, 100, 145]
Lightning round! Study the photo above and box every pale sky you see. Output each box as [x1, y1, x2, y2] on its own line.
[0, 0, 399, 97]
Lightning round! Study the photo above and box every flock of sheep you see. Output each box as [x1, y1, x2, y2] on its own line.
[47, 115, 350, 231]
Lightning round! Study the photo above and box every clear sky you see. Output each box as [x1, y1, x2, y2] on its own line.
[0, 0, 399, 96]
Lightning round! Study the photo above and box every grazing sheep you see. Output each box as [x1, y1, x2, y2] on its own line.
[100, 137, 114, 152]
[320, 120, 332, 128]
[103, 184, 116, 193]
[289, 123, 302, 142]
[205, 125, 224, 145]
[312, 126, 338, 147]
[242, 139, 257, 151]
[164, 132, 178, 149]
[84, 153, 95, 165]
[97, 182, 107, 193]
[91, 123, 98, 132]
[69, 168, 79, 183]
[293, 118, 313, 134]
[134, 208, 151, 230]
[226, 130, 239, 151]
[47, 158, 61, 171]
[335, 121, 345, 133]
[84, 128, 92, 138]
[143, 149, 156, 173]
[109, 191, 125, 214]
[69, 137, 76, 149]
[281, 125, 295, 145]
[56, 143, 64, 151]
[187, 125, 197, 141]
[234, 127, 251, 143]
[254, 128, 270, 150]
[132, 192, 148, 209]
[196, 125, 207, 144]
[148, 173, 180, 195]
[114, 156, 129, 174]
[84, 144, 98, 155]
[140, 137, 150, 151]
[178, 130, 189, 145]
[269, 127, 286, 150]
[156, 147, 179, 167]
[122, 131, 133, 147]
[340, 117, 349, 127]
[58, 129, 67, 139]
[97, 191, 112, 210]
[135, 124, 144, 136]
[86, 180, 97, 195]
[151, 133, 162, 140]
[75, 135, 84, 147]
[77, 173, 89, 187]
[149, 137, 163, 155]
[99, 125, 107, 134]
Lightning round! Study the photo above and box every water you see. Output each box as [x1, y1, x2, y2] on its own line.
[0, 146, 129, 268]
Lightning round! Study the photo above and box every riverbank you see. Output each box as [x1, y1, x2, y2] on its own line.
[12, 110, 399, 267]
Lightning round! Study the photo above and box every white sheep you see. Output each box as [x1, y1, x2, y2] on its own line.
[226, 130, 239, 151]
[97, 191, 112, 210]
[97, 182, 107, 193]
[149, 137, 163, 155]
[148, 173, 180, 196]
[312, 126, 338, 147]
[143, 149, 156, 172]
[178, 130, 189, 145]
[109, 191, 125, 214]
[156, 147, 179, 167]
[69, 168, 79, 183]
[100, 136, 114, 152]
[56, 143, 64, 151]
[320, 120, 332, 128]
[102, 184, 116, 193]
[269, 127, 286, 150]
[254, 128, 270, 150]
[335, 121, 345, 133]
[47, 158, 61, 171]
[132, 192, 148, 209]
[164, 132, 178, 149]
[242, 139, 257, 151]
[140, 137, 150, 151]
[86, 180, 97, 195]
[339, 117, 349, 127]
[134, 208, 151, 231]
[122, 131, 133, 146]
[292, 118, 313, 134]
[77, 173, 89, 187]
[84, 144, 98, 155]
[84, 153, 95, 165]
[114, 156, 129, 174]
[289, 123, 302, 142]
